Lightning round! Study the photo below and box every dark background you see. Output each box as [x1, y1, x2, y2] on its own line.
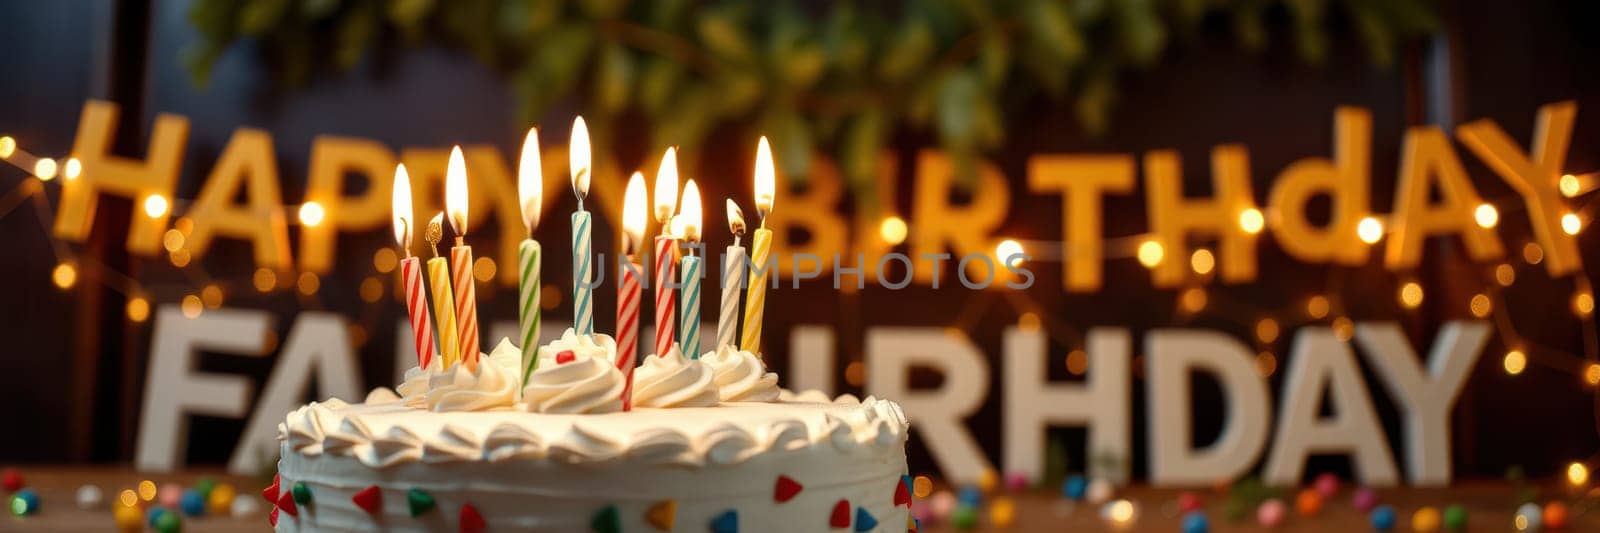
[1, 0, 1597, 484]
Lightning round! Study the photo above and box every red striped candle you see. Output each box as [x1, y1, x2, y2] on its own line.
[451, 244, 481, 371]
[400, 256, 434, 368]
[617, 260, 641, 410]
[653, 236, 677, 358]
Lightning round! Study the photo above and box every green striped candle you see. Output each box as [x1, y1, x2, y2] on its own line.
[518, 240, 541, 382]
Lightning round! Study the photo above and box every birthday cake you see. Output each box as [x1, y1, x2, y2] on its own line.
[268, 333, 912, 532]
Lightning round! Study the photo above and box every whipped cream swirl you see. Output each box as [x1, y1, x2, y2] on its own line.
[425, 339, 519, 412]
[632, 344, 720, 408]
[397, 356, 442, 407]
[703, 344, 780, 402]
[521, 330, 625, 414]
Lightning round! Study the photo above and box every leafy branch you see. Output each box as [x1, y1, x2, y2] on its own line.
[184, 0, 1439, 202]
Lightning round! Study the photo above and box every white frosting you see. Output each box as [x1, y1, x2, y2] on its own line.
[703, 344, 780, 402]
[396, 357, 441, 407]
[521, 331, 625, 413]
[275, 395, 909, 533]
[424, 340, 519, 412]
[631, 344, 720, 408]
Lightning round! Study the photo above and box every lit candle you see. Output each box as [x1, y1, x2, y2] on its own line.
[740, 137, 776, 355]
[719, 200, 747, 350]
[618, 172, 648, 410]
[516, 127, 544, 384]
[425, 213, 459, 368]
[445, 146, 481, 372]
[392, 163, 434, 368]
[678, 179, 704, 359]
[570, 117, 595, 335]
[652, 147, 680, 358]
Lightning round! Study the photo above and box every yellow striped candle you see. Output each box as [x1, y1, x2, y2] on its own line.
[427, 255, 460, 368]
[740, 137, 777, 355]
[740, 227, 771, 353]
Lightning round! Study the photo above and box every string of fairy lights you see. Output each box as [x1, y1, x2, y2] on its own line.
[3, 132, 1599, 470]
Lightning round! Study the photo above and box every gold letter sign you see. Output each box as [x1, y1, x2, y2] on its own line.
[55, 100, 188, 254]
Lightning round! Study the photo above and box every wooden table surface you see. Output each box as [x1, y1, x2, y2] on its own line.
[3, 467, 1595, 531]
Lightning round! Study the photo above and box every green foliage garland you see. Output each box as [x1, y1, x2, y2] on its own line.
[184, 0, 1438, 198]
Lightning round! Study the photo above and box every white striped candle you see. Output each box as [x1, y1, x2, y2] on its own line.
[653, 235, 677, 358]
[718, 243, 745, 350]
[572, 210, 594, 335]
[680, 254, 702, 359]
[517, 240, 541, 383]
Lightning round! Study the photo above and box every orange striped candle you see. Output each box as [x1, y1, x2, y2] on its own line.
[444, 146, 480, 371]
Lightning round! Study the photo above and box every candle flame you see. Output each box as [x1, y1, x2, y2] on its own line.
[426, 212, 445, 254]
[518, 127, 543, 236]
[680, 179, 702, 242]
[754, 136, 775, 222]
[654, 146, 679, 223]
[622, 171, 648, 256]
[570, 116, 591, 201]
[445, 146, 469, 235]
[726, 199, 746, 236]
[391, 163, 413, 251]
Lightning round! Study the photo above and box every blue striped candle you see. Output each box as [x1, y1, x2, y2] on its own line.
[680, 254, 702, 359]
[572, 210, 593, 335]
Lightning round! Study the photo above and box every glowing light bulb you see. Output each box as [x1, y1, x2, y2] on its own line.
[51, 261, 77, 289]
[299, 201, 326, 227]
[33, 157, 57, 180]
[1399, 281, 1424, 309]
[1561, 212, 1582, 235]
[880, 216, 908, 245]
[1190, 248, 1215, 275]
[126, 296, 150, 323]
[995, 239, 1025, 267]
[1503, 350, 1526, 375]
[63, 157, 81, 180]
[1474, 203, 1499, 228]
[1561, 174, 1581, 197]
[1568, 462, 1589, 486]
[1238, 208, 1264, 234]
[1357, 216, 1384, 244]
[142, 195, 169, 218]
[0, 136, 15, 158]
[1136, 240, 1164, 268]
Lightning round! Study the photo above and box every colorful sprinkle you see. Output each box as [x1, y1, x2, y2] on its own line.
[894, 478, 911, 507]
[153, 508, 182, 533]
[1412, 506, 1441, 532]
[1182, 511, 1210, 533]
[352, 486, 382, 515]
[205, 484, 235, 515]
[1442, 504, 1468, 531]
[830, 499, 851, 528]
[268, 506, 279, 527]
[1061, 475, 1087, 500]
[556, 350, 577, 364]
[291, 482, 311, 505]
[710, 509, 738, 533]
[646, 500, 676, 531]
[9, 488, 39, 516]
[957, 486, 982, 507]
[275, 489, 297, 517]
[147, 506, 169, 527]
[113, 502, 142, 531]
[1, 468, 22, 493]
[774, 475, 803, 503]
[179, 489, 205, 516]
[262, 474, 280, 504]
[407, 488, 436, 517]
[459, 503, 486, 533]
[1371, 504, 1398, 531]
[590, 504, 620, 533]
[1351, 487, 1379, 512]
[950, 505, 978, 530]
[1177, 491, 1202, 513]
[1313, 473, 1341, 498]
[853, 507, 878, 532]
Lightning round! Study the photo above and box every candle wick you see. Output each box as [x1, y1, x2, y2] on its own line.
[455, 236, 465, 248]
